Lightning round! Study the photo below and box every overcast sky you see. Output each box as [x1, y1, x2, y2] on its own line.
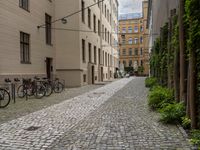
[118, 0, 142, 14]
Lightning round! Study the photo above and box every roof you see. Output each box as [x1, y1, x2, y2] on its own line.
[119, 13, 142, 20]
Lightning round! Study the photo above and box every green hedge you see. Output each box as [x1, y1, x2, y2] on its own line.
[145, 77, 158, 89]
[159, 102, 185, 124]
[148, 86, 173, 110]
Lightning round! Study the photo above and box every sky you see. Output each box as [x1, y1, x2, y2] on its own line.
[118, 0, 142, 14]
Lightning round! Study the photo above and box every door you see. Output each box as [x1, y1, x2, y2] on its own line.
[92, 66, 95, 84]
[101, 67, 103, 81]
[46, 58, 52, 79]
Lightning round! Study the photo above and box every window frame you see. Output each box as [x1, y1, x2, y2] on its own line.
[19, 0, 29, 11]
[20, 31, 31, 64]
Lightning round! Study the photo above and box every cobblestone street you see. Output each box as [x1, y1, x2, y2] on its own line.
[0, 77, 193, 149]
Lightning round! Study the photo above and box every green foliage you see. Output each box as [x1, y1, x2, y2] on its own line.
[181, 116, 191, 129]
[145, 77, 157, 88]
[190, 130, 200, 148]
[138, 66, 144, 74]
[124, 67, 134, 73]
[159, 102, 185, 124]
[148, 86, 174, 110]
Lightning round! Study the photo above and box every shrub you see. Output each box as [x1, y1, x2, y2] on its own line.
[148, 86, 174, 110]
[145, 77, 157, 88]
[181, 116, 191, 129]
[190, 130, 200, 148]
[159, 102, 185, 124]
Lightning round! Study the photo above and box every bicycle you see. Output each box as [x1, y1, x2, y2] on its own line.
[17, 77, 46, 99]
[0, 88, 10, 108]
[51, 78, 64, 93]
[36, 77, 52, 97]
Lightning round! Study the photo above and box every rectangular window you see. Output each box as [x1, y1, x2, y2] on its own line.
[20, 32, 30, 63]
[94, 46, 97, 64]
[134, 48, 138, 56]
[82, 0, 85, 23]
[140, 48, 143, 55]
[88, 43, 92, 63]
[93, 14, 96, 33]
[98, 48, 101, 64]
[82, 39, 86, 62]
[19, 0, 29, 11]
[88, 8, 91, 28]
[98, 20, 101, 36]
[45, 13, 52, 45]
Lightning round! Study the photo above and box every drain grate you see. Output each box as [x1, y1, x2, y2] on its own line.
[24, 126, 41, 131]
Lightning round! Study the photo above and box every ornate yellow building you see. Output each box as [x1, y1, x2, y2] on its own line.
[118, 1, 149, 75]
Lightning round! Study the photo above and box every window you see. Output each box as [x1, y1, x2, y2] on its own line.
[20, 32, 30, 63]
[128, 26, 132, 33]
[141, 60, 143, 66]
[129, 48, 132, 56]
[45, 14, 52, 45]
[140, 26, 143, 32]
[140, 37, 143, 43]
[140, 48, 143, 55]
[105, 28, 107, 41]
[128, 38, 133, 44]
[98, 0, 100, 8]
[134, 38, 138, 44]
[88, 43, 92, 63]
[93, 14, 96, 33]
[98, 48, 101, 64]
[129, 60, 132, 67]
[123, 60, 126, 67]
[94, 46, 97, 64]
[81, 0, 85, 23]
[105, 52, 107, 66]
[102, 24, 104, 39]
[98, 20, 101, 36]
[88, 8, 91, 28]
[19, 0, 29, 11]
[134, 26, 138, 33]
[82, 39, 86, 62]
[122, 27, 126, 33]
[105, 5, 106, 16]
[134, 48, 138, 56]
[123, 49, 126, 55]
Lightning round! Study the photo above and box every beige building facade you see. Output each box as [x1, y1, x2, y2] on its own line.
[0, 0, 119, 87]
[118, 1, 149, 75]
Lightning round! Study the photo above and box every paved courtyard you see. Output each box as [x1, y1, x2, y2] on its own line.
[0, 77, 193, 149]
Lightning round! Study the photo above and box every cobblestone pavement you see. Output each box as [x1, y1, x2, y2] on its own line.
[0, 78, 132, 150]
[0, 83, 107, 124]
[51, 77, 193, 150]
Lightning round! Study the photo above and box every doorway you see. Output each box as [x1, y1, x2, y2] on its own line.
[46, 58, 52, 79]
[92, 66, 95, 84]
[101, 67, 103, 81]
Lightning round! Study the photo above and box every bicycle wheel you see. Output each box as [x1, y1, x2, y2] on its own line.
[0, 89, 10, 108]
[54, 82, 64, 93]
[17, 85, 25, 98]
[34, 84, 45, 99]
[44, 83, 52, 97]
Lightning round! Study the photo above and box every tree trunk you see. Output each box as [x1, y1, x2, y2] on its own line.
[186, 64, 190, 117]
[189, 48, 197, 129]
[167, 17, 172, 88]
[174, 46, 180, 102]
[179, 0, 187, 103]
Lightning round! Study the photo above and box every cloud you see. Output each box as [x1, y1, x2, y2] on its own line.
[118, 0, 142, 14]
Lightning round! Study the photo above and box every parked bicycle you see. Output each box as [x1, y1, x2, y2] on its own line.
[17, 77, 46, 99]
[0, 88, 10, 108]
